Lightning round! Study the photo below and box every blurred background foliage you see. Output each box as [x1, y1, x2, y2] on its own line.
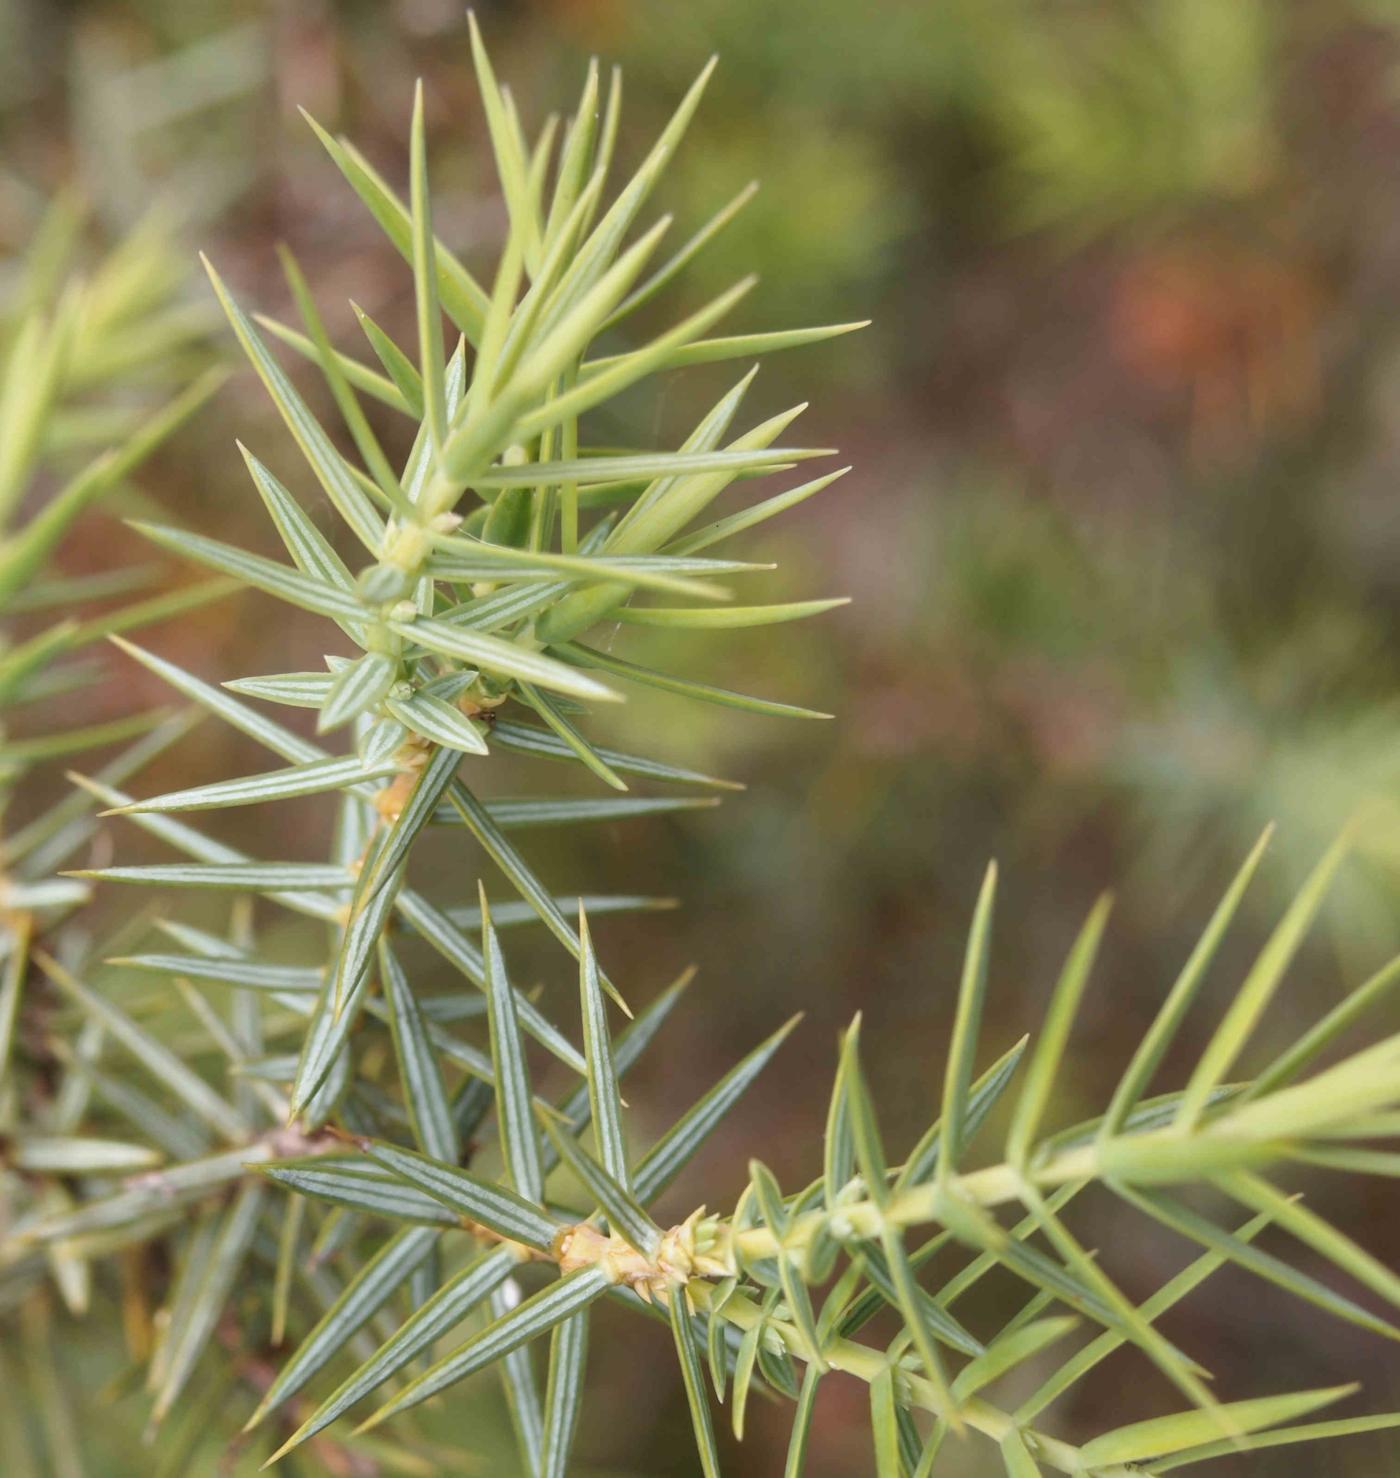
[5, 0, 1400, 1472]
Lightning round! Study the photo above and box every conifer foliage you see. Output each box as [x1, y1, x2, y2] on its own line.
[4, 22, 1400, 1476]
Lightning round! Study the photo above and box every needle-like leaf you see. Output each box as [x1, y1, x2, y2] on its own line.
[1176, 836, 1348, 1131]
[939, 862, 997, 1179]
[245, 1225, 439, 1430]
[410, 82, 449, 451]
[299, 109, 490, 339]
[37, 952, 246, 1141]
[550, 642, 832, 720]
[491, 1278, 546, 1475]
[112, 755, 392, 814]
[492, 718, 740, 789]
[380, 943, 456, 1163]
[545, 1118, 660, 1256]
[1079, 1386, 1358, 1466]
[356, 1267, 612, 1433]
[540, 1311, 590, 1478]
[202, 257, 384, 552]
[151, 1182, 265, 1423]
[481, 889, 544, 1202]
[130, 520, 365, 623]
[264, 1244, 519, 1461]
[1005, 896, 1111, 1167]
[360, 1137, 558, 1250]
[672, 1290, 723, 1478]
[578, 906, 628, 1185]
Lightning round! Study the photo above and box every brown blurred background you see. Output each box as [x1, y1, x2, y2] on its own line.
[5, 0, 1400, 1472]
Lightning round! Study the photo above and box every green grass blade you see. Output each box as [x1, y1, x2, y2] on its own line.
[1113, 1185, 1400, 1344]
[73, 862, 352, 892]
[843, 1242, 983, 1356]
[395, 886, 587, 1073]
[108, 954, 321, 993]
[260, 1161, 458, 1225]
[475, 445, 816, 490]
[226, 671, 334, 708]
[289, 965, 369, 1123]
[9, 1135, 161, 1174]
[513, 277, 757, 445]
[237, 447, 357, 594]
[1246, 948, 1400, 1102]
[823, 1063, 854, 1219]
[898, 1036, 1028, 1192]
[1015, 1209, 1273, 1422]
[587, 320, 869, 376]
[840, 1017, 888, 1205]
[541, 55, 716, 327]
[605, 406, 815, 556]
[749, 1158, 825, 1371]
[0, 916, 31, 1093]
[1220, 1169, 1400, 1315]
[0, 367, 225, 603]
[1016, 1183, 1220, 1422]
[881, 1226, 956, 1420]
[542, 61, 600, 250]
[360, 746, 463, 903]
[0, 296, 79, 523]
[1102, 828, 1273, 1139]
[664, 466, 851, 557]
[729, 1292, 772, 1440]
